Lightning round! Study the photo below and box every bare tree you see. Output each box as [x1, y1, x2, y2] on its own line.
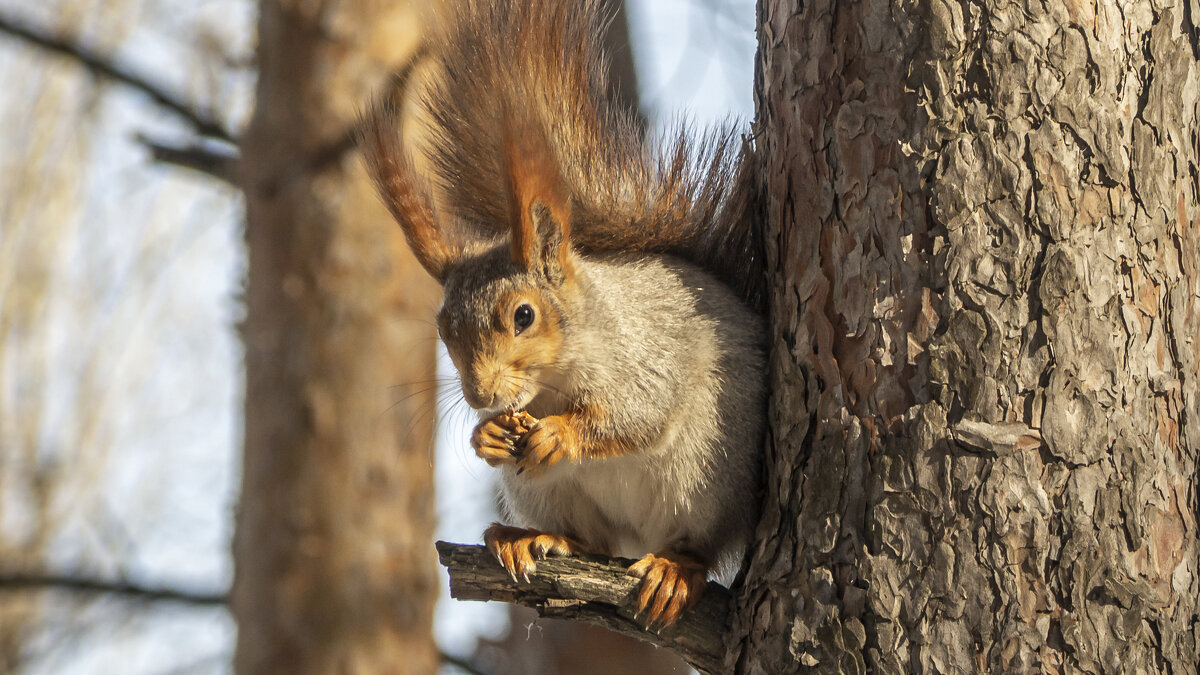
[441, 0, 1200, 672]
[2, 0, 447, 671]
[234, 0, 441, 672]
[0, 0, 245, 670]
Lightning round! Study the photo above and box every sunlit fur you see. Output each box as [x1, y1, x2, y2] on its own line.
[435, 237, 765, 579]
[359, 0, 765, 310]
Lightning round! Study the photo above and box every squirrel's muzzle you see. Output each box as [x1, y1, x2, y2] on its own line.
[461, 360, 502, 410]
[462, 383, 495, 410]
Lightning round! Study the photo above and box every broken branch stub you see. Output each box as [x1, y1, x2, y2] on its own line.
[434, 541, 731, 673]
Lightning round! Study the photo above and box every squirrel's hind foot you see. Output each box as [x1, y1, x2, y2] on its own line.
[626, 550, 708, 629]
[483, 523, 580, 582]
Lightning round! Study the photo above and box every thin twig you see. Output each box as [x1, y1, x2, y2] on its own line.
[136, 134, 241, 185]
[0, 572, 227, 605]
[5, 569, 496, 674]
[0, 11, 235, 142]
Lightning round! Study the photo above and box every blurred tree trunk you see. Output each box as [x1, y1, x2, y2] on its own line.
[729, 0, 1199, 672]
[234, 1, 441, 673]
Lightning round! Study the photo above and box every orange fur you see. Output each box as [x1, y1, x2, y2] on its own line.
[472, 409, 539, 466]
[379, 0, 765, 308]
[359, 97, 458, 281]
[504, 112, 573, 277]
[516, 413, 581, 476]
[471, 416, 520, 466]
[357, 1, 766, 630]
[570, 403, 649, 460]
[484, 523, 584, 581]
[441, 288, 565, 410]
[511, 405, 646, 477]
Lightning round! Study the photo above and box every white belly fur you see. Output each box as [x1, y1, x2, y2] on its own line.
[573, 453, 683, 557]
[499, 425, 700, 559]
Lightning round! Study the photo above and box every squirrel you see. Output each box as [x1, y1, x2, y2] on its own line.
[359, 0, 766, 628]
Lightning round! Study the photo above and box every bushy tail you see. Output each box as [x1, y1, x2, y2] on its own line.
[362, 0, 764, 309]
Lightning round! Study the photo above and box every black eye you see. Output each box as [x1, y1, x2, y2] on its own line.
[513, 304, 535, 334]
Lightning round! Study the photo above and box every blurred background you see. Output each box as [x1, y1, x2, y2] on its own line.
[0, 0, 754, 672]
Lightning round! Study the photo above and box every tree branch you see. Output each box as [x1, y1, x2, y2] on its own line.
[0, 11, 235, 142]
[436, 541, 730, 674]
[0, 572, 227, 605]
[3, 569, 488, 674]
[136, 134, 241, 185]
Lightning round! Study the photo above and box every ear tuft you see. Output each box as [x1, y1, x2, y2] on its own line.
[530, 202, 572, 284]
[503, 111, 572, 281]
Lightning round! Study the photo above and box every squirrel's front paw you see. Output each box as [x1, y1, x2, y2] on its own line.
[471, 410, 534, 466]
[517, 414, 580, 477]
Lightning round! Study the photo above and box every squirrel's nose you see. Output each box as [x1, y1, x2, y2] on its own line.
[461, 380, 495, 410]
[462, 359, 502, 409]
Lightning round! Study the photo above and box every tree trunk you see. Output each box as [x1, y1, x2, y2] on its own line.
[730, 0, 1200, 672]
[234, 2, 440, 673]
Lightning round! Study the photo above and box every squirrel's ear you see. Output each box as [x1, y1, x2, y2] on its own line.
[503, 115, 573, 282]
[529, 203, 572, 284]
[359, 98, 458, 283]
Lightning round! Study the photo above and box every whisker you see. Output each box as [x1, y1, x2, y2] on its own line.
[388, 377, 459, 390]
[383, 384, 449, 412]
[390, 316, 442, 329]
[379, 394, 439, 459]
[436, 393, 490, 479]
[509, 373, 569, 398]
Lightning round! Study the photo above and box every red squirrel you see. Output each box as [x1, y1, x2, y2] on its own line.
[360, 0, 765, 627]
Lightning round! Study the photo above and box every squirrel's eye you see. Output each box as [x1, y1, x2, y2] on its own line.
[513, 304, 535, 335]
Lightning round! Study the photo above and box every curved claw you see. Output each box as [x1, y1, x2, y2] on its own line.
[472, 410, 538, 467]
[482, 523, 580, 582]
[515, 415, 579, 477]
[626, 550, 708, 628]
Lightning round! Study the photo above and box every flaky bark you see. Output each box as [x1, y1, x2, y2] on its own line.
[730, 0, 1199, 673]
[437, 542, 730, 674]
[235, 2, 441, 672]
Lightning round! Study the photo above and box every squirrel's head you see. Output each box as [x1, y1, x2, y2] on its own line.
[361, 94, 575, 411]
[438, 202, 575, 411]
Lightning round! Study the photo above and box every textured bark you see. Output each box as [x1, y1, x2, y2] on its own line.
[234, 2, 440, 673]
[437, 542, 729, 673]
[729, 0, 1200, 673]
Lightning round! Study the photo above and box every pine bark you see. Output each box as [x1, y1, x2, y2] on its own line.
[729, 0, 1200, 672]
[234, 2, 440, 673]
